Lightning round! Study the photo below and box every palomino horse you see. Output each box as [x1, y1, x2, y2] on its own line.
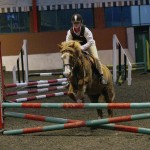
[59, 40, 115, 118]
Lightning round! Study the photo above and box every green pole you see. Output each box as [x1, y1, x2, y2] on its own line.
[142, 34, 147, 73]
[146, 40, 150, 71]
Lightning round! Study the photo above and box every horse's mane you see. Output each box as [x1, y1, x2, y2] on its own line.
[59, 40, 82, 57]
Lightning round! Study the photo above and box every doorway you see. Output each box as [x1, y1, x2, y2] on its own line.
[134, 26, 149, 63]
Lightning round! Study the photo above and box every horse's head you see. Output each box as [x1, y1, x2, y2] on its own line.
[58, 40, 82, 77]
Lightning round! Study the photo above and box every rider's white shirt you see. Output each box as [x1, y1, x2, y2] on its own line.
[66, 26, 96, 51]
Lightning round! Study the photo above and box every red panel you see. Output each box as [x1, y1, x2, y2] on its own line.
[32, 0, 38, 32]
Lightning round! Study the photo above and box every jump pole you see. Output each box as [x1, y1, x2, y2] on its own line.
[5, 85, 66, 97]
[2, 102, 150, 109]
[5, 78, 68, 88]
[4, 111, 79, 124]
[6, 92, 68, 103]
[4, 111, 150, 135]
[28, 72, 63, 77]
[3, 113, 150, 135]
[25, 81, 68, 89]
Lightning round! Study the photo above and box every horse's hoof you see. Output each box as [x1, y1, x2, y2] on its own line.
[77, 99, 83, 103]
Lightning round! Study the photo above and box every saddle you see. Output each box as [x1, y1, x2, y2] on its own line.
[82, 51, 99, 76]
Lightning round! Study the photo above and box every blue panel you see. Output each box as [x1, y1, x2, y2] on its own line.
[57, 9, 75, 30]
[105, 7, 122, 27]
[140, 5, 150, 25]
[131, 6, 140, 26]
[76, 8, 94, 28]
[112, 7, 122, 26]
[104, 5, 150, 28]
[122, 6, 131, 26]
[105, 8, 112, 27]
[40, 8, 94, 31]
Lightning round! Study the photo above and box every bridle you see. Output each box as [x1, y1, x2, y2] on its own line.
[61, 48, 86, 86]
[62, 50, 79, 70]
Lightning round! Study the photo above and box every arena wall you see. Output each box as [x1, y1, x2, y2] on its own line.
[0, 8, 127, 71]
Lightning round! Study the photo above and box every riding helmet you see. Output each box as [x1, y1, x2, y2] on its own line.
[71, 14, 83, 23]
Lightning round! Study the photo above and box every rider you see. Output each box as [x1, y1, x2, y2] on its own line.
[66, 13, 106, 84]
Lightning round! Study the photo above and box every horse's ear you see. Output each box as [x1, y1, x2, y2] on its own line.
[69, 41, 75, 48]
[58, 44, 62, 50]
[58, 44, 63, 52]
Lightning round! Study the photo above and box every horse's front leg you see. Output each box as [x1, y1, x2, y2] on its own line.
[76, 79, 87, 103]
[68, 83, 78, 102]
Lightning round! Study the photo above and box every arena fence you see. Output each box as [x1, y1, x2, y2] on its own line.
[12, 39, 29, 83]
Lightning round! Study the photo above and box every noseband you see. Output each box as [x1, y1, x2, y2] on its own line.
[62, 51, 79, 70]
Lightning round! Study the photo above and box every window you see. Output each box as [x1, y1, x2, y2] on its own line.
[122, 7, 131, 26]
[39, 8, 94, 32]
[140, 5, 150, 25]
[57, 9, 76, 30]
[76, 9, 94, 28]
[105, 6, 131, 27]
[111, 7, 122, 26]
[105, 7, 121, 27]
[0, 12, 29, 33]
[131, 6, 140, 26]
[105, 5, 150, 27]
[40, 10, 57, 31]
[131, 5, 150, 26]
[105, 8, 113, 27]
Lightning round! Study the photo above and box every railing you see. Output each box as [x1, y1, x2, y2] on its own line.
[12, 40, 29, 83]
[113, 34, 132, 85]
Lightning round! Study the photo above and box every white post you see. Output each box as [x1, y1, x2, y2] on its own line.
[113, 34, 117, 83]
[22, 40, 29, 82]
[127, 60, 132, 86]
[12, 39, 29, 83]
[12, 66, 17, 83]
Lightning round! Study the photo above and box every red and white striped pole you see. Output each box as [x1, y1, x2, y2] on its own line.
[7, 92, 68, 103]
[5, 78, 68, 88]
[6, 86, 66, 97]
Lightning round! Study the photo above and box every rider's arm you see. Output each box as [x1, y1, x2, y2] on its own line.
[66, 30, 73, 41]
[81, 27, 96, 51]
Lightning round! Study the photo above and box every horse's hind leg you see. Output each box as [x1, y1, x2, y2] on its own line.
[88, 95, 103, 118]
[103, 86, 115, 118]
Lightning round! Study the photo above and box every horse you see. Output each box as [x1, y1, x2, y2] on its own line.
[58, 40, 115, 118]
